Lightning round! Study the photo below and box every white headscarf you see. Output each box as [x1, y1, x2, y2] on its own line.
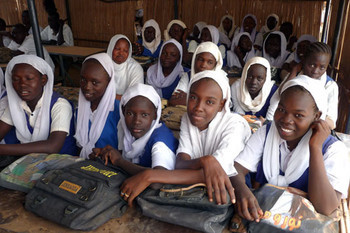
[233, 57, 275, 113]
[293, 34, 318, 63]
[5, 55, 53, 143]
[190, 41, 223, 79]
[74, 53, 116, 159]
[227, 32, 256, 68]
[260, 14, 279, 34]
[164, 20, 187, 41]
[262, 31, 289, 68]
[193, 21, 207, 38]
[146, 39, 183, 97]
[142, 19, 161, 54]
[107, 34, 143, 95]
[0, 69, 5, 98]
[178, 70, 250, 175]
[202, 25, 220, 45]
[218, 15, 236, 39]
[117, 83, 162, 163]
[263, 74, 327, 187]
[239, 14, 258, 42]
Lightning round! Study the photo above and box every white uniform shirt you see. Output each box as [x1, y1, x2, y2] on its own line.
[40, 24, 74, 46]
[235, 125, 350, 198]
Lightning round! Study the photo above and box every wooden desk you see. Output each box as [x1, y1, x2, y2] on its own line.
[44, 45, 105, 57]
[0, 63, 7, 68]
[44, 46, 105, 85]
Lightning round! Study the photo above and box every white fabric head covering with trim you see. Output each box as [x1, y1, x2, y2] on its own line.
[75, 53, 116, 159]
[227, 32, 256, 68]
[239, 14, 258, 42]
[178, 70, 250, 176]
[293, 34, 318, 63]
[233, 56, 275, 113]
[262, 31, 289, 68]
[193, 21, 207, 38]
[146, 39, 184, 98]
[107, 34, 142, 95]
[263, 74, 327, 187]
[190, 41, 223, 80]
[164, 20, 187, 41]
[0, 69, 4, 98]
[5, 54, 53, 143]
[218, 15, 236, 39]
[202, 25, 220, 45]
[117, 83, 162, 163]
[261, 14, 279, 34]
[142, 19, 162, 54]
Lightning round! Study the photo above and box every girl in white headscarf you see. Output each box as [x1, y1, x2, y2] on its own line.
[0, 69, 7, 118]
[262, 31, 290, 68]
[0, 55, 75, 164]
[235, 14, 258, 43]
[227, 32, 256, 68]
[107, 34, 144, 99]
[146, 39, 189, 100]
[255, 14, 280, 49]
[135, 19, 163, 58]
[169, 41, 223, 106]
[75, 53, 120, 159]
[233, 75, 349, 219]
[199, 25, 227, 63]
[218, 14, 236, 48]
[91, 83, 178, 176]
[231, 57, 278, 118]
[164, 19, 187, 42]
[118, 70, 250, 207]
[187, 21, 207, 54]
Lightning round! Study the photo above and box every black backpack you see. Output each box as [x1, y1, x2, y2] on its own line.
[25, 159, 128, 231]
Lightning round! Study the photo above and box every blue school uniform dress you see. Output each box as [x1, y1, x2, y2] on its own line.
[244, 84, 278, 118]
[90, 99, 120, 149]
[136, 39, 163, 58]
[255, 123, 338, 193]
[161, 67, 190, 100]
[137, 123, 179, 168]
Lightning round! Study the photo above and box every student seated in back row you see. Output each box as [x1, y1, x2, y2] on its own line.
[75, 53, 120, 158]
[147, 39, 189, 100]
[114, 70, 251, 206]
[231, 56, 278, 120]
[169, 41, 223, 106]
[231, 75, 349, 221]
[0, 55, 76, 170]
[107, 34, 144, 100]
[90, 83, 178, 185]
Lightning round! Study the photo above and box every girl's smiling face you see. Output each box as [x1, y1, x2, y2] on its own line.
[274, 86, 320, 150]
[112, 38, 130, 64]
[123, 96, 157, 139]
[194, 52, 217, 73]
[187, 78, 225, 131]
[80, 59, 110, 111]
[11, 63, 47, 111]
[302, 52, 330, 79]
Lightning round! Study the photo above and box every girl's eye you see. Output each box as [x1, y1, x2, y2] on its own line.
[206, 100, 214, 105]
[208, 60, 214, 65]
[142, 113, 149, 117]
[92, 81, 97, 85]
[189, 95, 196, 100]
[295, 114, 303, 118]
[277, 107, 285, 113]
[126, 112, 133, 116]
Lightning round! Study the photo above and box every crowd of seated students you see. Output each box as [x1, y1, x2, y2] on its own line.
[0, 11, 348, 232]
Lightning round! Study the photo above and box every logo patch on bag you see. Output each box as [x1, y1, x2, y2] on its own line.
[80, 165, 118, 178]
[59, 181, 82, 194]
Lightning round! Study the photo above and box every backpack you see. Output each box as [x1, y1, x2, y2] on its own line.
[25, 159, 128, 231]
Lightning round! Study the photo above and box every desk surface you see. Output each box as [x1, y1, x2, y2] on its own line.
[0, 63, 7, 68]
[45, 45, 105, 57]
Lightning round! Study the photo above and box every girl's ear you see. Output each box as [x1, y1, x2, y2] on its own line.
[314, 111, 322, 121]
[218, 99, 226, 111]
[41, 74, 48, 86]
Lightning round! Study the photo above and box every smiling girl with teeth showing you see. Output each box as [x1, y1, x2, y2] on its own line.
[0, 55, 76, 170]
[230, 75, 349, 222]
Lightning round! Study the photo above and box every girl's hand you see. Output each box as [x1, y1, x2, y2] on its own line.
[309, 119, 331, 148]
[234, 182, 263, 222]
[89, 148, 102, 160]
[120, 170, 152, 207]
[200, 155, 236, 205]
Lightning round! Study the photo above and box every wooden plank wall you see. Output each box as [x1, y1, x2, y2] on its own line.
[0, 0, 324, 48]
